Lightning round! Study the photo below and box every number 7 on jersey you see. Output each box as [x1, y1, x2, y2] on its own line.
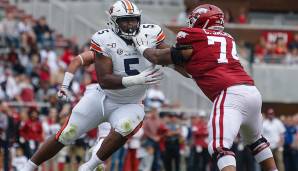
[207, 36, 239, 63]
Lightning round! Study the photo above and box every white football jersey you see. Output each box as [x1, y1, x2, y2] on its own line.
[90, 24, 165, 103]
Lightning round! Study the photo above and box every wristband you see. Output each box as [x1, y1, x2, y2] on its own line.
[62, 72, 74, 88]
[122, 75, 143, 87]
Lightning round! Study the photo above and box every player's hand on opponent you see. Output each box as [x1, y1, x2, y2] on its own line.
[140, 67, 164, 85]
[122, 67, 164, 87]
[132, 33, 157, 55]
[57, 85, 71, 102]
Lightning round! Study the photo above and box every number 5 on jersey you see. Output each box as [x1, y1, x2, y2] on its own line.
[124, 58, 140, 76]
[207, 36, 239, 63]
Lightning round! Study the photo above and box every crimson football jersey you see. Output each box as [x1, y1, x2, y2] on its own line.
[176, 28, 254, 101]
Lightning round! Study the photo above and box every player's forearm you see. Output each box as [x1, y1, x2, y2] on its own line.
[66, 57, 83, 74]
[67, 52, 94, 74]
[62, 52, 95, 88]
[61, 57, 82, 88]
[143, 48, 173, 65]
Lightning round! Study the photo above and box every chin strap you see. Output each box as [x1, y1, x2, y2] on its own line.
[208, 25, 224, 31]
[119, 34, 133, 40]
[118, 28, 138, 40]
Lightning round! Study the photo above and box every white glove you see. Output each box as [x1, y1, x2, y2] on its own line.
[122, 67, 164, 87]
[133, 33, 157, 56]
[57, 85, 71, 102]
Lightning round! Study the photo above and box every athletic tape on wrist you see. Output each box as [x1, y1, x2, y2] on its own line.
[62, 72, 74, 88]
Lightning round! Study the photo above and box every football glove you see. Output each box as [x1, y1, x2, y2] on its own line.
[132, 33, 157, 55]
[122, 67, 164, 87]
[57, 85, 71, 102]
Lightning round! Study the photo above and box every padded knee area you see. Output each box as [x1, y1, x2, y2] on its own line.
[254, 146, 273, 163]
[247, 136, 270, 155]
[114, 118, 135, 137]
[247, 136, 273, 163]
[57, 124, 78, 145]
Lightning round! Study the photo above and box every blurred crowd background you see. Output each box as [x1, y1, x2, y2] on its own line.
[1, 0, 298, 171]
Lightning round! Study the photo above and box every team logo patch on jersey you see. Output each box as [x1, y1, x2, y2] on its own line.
[117, 48, 124, 55]
[177, 31, 189, 39]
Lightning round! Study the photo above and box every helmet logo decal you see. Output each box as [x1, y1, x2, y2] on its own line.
[194, 7, 208, 15]
[188, 8, 208, 28]
[177, 31, 189, 39]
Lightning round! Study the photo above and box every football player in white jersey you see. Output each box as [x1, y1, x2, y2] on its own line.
[23, 1, 171, 171]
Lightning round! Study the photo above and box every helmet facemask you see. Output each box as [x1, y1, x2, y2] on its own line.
[112, 15, 141, 39]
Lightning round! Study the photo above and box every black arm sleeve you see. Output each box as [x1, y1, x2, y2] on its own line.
[170, 44, 192, 65]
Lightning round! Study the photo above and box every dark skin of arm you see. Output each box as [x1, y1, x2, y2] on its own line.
[152, 42, 192, 78]
[66, 50, 95, 73]
[142, 47, 193, 66]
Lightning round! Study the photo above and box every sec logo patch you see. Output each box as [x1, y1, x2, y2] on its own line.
[117, 49, 123, 55]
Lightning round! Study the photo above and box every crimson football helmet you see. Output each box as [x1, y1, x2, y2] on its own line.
[188, 4, 224, 30]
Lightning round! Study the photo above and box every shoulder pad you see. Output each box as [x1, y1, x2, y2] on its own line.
[176, 28, 206, 45]
[140, 24, 166, 44]
[90, 29, 113, 56]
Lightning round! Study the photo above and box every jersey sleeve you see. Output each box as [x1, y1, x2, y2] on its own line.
[141, 24, 166, 46]
[154, 25, 166, 45]
[176, 28, 205, 45]
[90, 32, 109, 57]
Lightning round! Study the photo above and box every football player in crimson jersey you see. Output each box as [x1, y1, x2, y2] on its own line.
[133, 4, 277, 171]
